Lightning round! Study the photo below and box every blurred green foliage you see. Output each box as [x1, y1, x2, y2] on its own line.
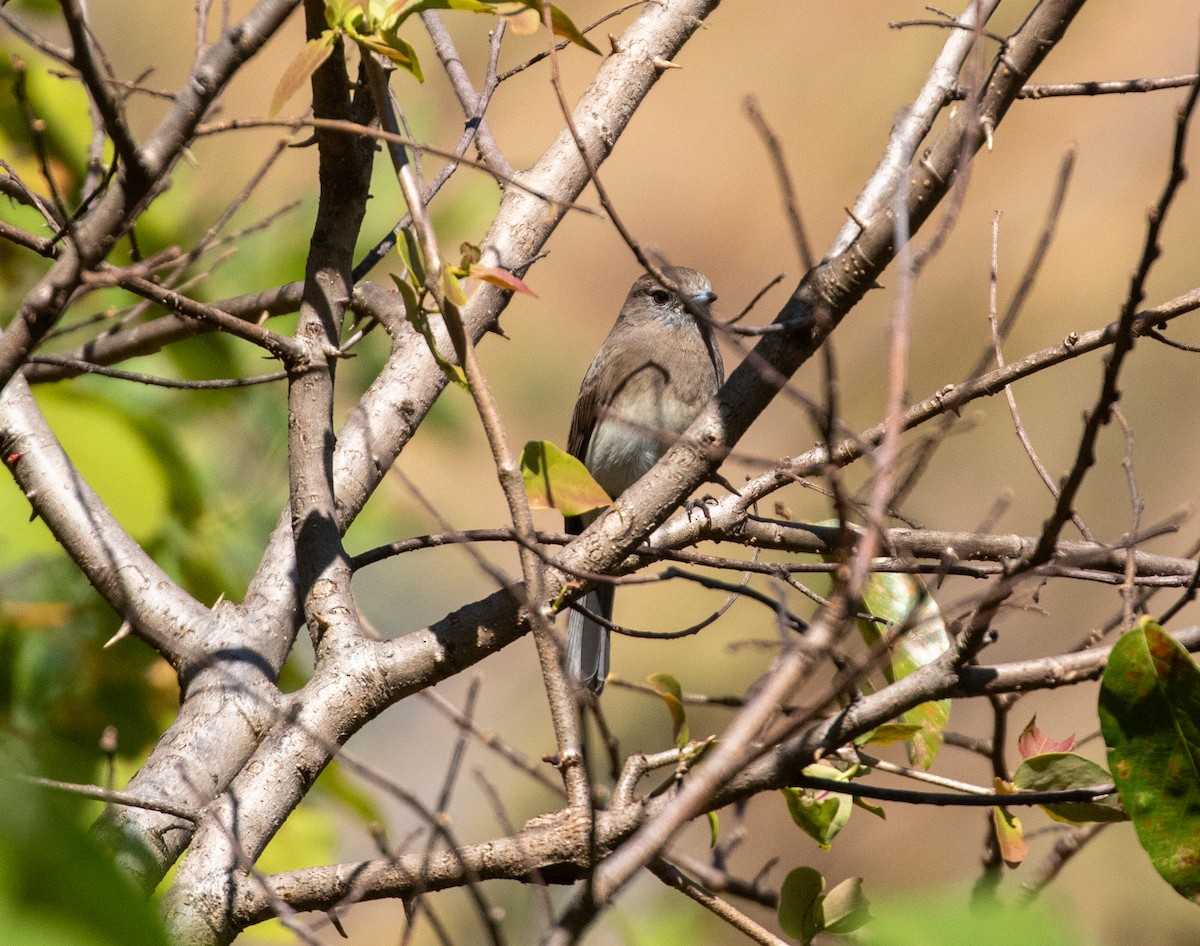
[0, 757, 170, 946]
[0, 556, 176, 781]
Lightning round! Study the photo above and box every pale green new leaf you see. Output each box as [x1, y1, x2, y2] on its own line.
[647, 671, 689, 748]
[777, 866, 824, 945]
[856, 721, 924, 747]
[354, 26, 425, 80]
[822, 876, 871, 934]
[325, 0, 359, 30]
[389, 274, 467, 389]
[394, 226, 426, 287]
[519, 440, 610, 516]
[782, 763, 856, 849]
[991, 804, 1026, 867]
[270, 31, 337, 116]
[441, 268, 468, 307]
[1012, 752, 1126, 824]
[389, 0, 497, 31]
[542, 3, 602, 54]
[857, 570, 951, 769]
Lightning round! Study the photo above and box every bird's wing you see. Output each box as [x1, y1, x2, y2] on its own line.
[565, 351, 609, 536]
[567, 360, 599, 462]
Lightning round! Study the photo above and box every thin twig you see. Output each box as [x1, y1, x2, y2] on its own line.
[1019, 823, 1108, 901]
[953, 73, 1200, 100]
[420, 689, 566, 798]
[1025, 71, 1200, 569]
[192, 116, 600, 217]
[20, 774, 199, 822]
[26, 354, 287, 388]
[988, 211, 1094, 540]
[648, 859, 791, 946]
[495, 1, 643, 81]
[743, 96, 813, 272]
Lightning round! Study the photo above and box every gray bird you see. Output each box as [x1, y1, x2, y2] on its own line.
[565, 266, 724, 694]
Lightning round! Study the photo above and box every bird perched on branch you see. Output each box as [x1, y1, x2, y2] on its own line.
[565, 266, 723, 694]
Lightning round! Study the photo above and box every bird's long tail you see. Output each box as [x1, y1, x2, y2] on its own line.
[566, 583, 614, 695]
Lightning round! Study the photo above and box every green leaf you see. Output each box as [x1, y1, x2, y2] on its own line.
[367, 0, 394, 23]
[354, 26, 425, 80]
[270, 31, 338, 116]
[822, 876, 871, 934]
[391, 270, 420, 320]
[777, 866, 824, 945]
[395, 227, 426, 288]
[857, 570, 951, 769]
[256, 803, 338, 875]
[389, 274, 467, 389]
[706, 810, 719, 848]
[1012, 752, 1126, 824]
[856, 722, 924, 747]
[34, 384, 205, 545]
[0, 763, 171, 946]
[853, 793, 887, 819]
[782, 763, 856, 849]
[549, 4, 602, 54]
[519, 440, 610, 516]
[388, 0, 497, 32]
[441, 268, 468, 307]
[313, 758, 385, 824]
[991, 804, 1027, 867]
[647, 671, 689, 748]
[1099, 619, 1200, 903]
[2, 51, 94, 191]
[325, 0, 359, 30]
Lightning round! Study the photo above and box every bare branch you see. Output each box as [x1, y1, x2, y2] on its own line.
[0, 0, 302, 388]
[0, 374, 211, 666]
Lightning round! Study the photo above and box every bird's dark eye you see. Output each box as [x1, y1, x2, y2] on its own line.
[649, 288, 672, 305]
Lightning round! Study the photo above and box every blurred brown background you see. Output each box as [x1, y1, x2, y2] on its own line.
[6, 0, 1200, 942]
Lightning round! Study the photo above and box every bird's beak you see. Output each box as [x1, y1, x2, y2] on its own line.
[692, 290, 717, 306]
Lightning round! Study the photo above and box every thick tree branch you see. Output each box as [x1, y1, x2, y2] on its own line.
[0, 373, 211, 664]
[221, 623, 1200, 927]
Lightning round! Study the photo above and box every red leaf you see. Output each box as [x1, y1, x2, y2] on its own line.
[1017, 715, 1075, 760]
[469, 264, 536, 297]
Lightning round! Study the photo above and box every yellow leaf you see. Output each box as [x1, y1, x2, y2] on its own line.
[493, 2, 540, 34]
[991, 805, 1027, 866]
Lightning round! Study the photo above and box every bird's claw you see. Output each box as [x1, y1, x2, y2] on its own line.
[685, 494, 720, 527]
